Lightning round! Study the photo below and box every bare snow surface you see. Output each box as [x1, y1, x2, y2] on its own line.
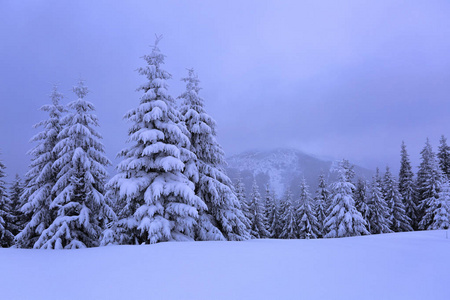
[1, 230, 449, 300]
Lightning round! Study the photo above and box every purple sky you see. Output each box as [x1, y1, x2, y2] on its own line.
[1, 0, 450, 180]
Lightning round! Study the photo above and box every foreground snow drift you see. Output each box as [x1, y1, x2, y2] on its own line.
[1, 230, 449, 300]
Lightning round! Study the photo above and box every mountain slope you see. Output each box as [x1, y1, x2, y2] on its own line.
[226, 148, 373, 199]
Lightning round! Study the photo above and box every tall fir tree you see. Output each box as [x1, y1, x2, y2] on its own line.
[16, 86, 66, 248]
[296, 178, 319, 239]
[7, 174, 25, 236]
[422, 178, 450, 230]
[263, 184, 274, 234]
[248, 180, 269, 238]
[324, 160, 368, 238]
[314, 173, 329, 236]
[438, 135, 450, 179]
[179, 69, 249, 241]
[234, 176, 251, 231]
[268, 194, 282, 238]
[367, 175, 392, 234]
[416, 138, 442, 229]
[0, 157, 14, 247]
[280, 190, 298, 239]
[34, 80, 114, 249]
[383, 167, 412, 232]
[398, 141, 418, 230]
[108, 38, 206, 244]
[354, 178, 370, 231]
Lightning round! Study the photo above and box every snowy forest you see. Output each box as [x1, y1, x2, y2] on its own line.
[0, 38, 449, 250]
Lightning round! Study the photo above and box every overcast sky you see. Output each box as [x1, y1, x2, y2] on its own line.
[1, 0, 450, 180]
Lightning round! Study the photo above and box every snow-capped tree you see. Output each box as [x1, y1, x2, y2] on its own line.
[268, 195, 282, 238]
[438, 135, 450, 179]
[280, 190, 298, 239]
[0, 157, 14, 247]
[296, 178, 319, 239]
[248, 180, 269, 238]
[179, 68, 249, 241]
[341, 159, 356, 184]
[367, 175, 392, 234]
[422, 178, 450, 230]
[324, 160, 368, 238]
[7, 174, 25, 236]
[264, 184, 274, 233]
[399, 141, 418, 230]
[416, 139, 442, 229]
[383, 167, 412, 232]
[34, 80, 114, 249]
[314, 173, 329, 236]
[107, 38, 206, 245]
[15, 86, 65, 248]
[354, 178, 370, 230]
[234, 176, 251, 230]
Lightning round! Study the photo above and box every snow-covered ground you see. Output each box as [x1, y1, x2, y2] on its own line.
[1, 230, 449, 300]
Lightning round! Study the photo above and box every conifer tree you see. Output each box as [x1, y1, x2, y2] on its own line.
[354, 178, 370, 231]
[383, 167, 412, 232]
[438, 135, 450, 179]
[314, 173, 328, 236]
[34, 80, 114, 249]
[341, 159, 356, 184]
[367, 175, 392, 234]
[416, 138, 442, 229]
[423, 178, 450, 230]
[399, 141, 418, 229]
[16, 86, 65, 248]
[297, 178, 319, 239]
[0, 157, 14, 247]
[234, 176, 251, 230]
[7, 174, 25, 236]
[324, 160, 368, 238]
[179, 69, 249, 241]
[249, 180, 269, 238]
[264, 184, 274, 233]
[280, 190, 298, 239]
[108, 38, 206, 244]
[268, 195, 282, 238]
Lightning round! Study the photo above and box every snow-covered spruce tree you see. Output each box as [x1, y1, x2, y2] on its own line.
[179, 69, 249, 241]
[383, 167, 412, 232]
[16, 86, 65, 248]
[399, 141, 418, 230]
[234, 176, 251, 231]
[268, 195, 282, 238]
[341, 159, 356, 184]
[416, 138, 442, 229]
[0, 157, 14, 247]
[34, 80, 114, 249]
[7, 174, 25, 236]
[354, 178, 370, 231]
[367, 174, 392, 234]
[248, 180, 269, 238]
[107, 38, 206, 244]
[296, 178, 319, 239]
[438, 135, 450, 179]
[422, 178, 450, 230]
[324, 161, 368, 238]
[314, 173, 329, 236]
[280, 190, 298, 239]
[263, 184, 274, 234]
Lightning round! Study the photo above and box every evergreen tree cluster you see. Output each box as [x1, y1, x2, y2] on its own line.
[0, 37, 449, 249]
[234, 137, 450, 240]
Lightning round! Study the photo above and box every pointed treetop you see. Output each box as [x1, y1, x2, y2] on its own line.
[73, 79, 89, 99]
